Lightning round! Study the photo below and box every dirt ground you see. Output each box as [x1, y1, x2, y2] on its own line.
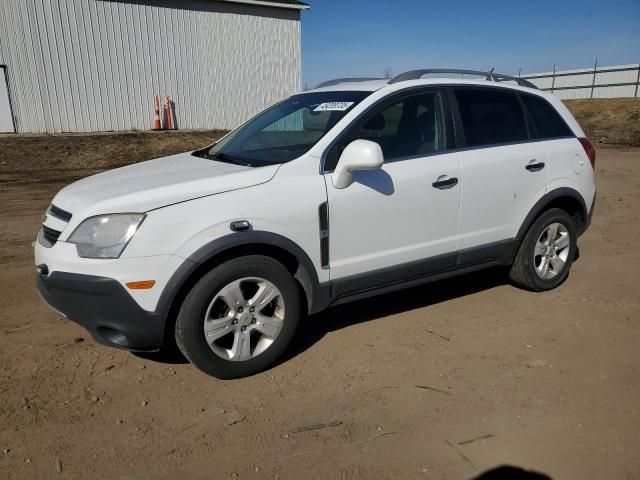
[0, 130, 226, 187]
[0, 131, 639, 480]
[564, 98, 640, 147]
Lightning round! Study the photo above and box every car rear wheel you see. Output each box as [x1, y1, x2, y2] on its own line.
[175, 255, 301, 379]
[509, 208, 578, 291]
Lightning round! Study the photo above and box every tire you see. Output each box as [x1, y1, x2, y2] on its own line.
[509, 208, 578, 291]
[175, 255, 301, 379]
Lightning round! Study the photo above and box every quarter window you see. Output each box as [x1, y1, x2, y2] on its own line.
[455, 89, 528, 147]
[521, 94, 573, 139]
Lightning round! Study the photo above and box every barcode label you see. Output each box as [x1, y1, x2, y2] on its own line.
[313, 102, 355, 112]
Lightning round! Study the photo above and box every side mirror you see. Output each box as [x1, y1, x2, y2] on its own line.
[332, 139, 384, 189]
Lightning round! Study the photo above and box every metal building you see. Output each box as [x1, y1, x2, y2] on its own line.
[0, 0, 308, 133]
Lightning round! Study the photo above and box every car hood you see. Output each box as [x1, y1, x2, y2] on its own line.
[51, 152, 280, 217]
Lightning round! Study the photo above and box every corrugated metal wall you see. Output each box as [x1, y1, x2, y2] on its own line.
[0, 0, 302, 133]
[522, 64, 640, 99]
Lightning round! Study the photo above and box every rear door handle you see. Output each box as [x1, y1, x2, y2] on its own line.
[526, 160, 545, 172]
[432, 176, 459, 189]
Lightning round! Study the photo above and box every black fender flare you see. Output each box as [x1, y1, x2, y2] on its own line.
[515, 187, 588, 244]
[155, 231, 329, 325]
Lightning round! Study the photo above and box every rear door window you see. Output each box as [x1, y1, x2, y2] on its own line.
[454, 89, 528, 147]
[521, 94, 574, 139]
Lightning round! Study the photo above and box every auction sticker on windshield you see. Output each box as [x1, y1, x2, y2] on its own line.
[314, 102, 355, 112]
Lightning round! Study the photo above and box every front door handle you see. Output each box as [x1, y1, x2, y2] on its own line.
[432, 176, 459, 189]
[525, 160, 545, 172]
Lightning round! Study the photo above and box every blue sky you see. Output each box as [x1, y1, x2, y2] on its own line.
[300, 0, 640, 88]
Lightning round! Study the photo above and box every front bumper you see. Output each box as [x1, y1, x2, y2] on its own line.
[37, 272, 166, 351]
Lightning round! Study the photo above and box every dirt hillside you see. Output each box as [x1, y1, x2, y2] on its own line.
[564, 98, 640, 146]
[0, 130, 226, 186]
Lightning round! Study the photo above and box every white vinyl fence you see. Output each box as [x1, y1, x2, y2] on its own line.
[520, 63, 640, 99]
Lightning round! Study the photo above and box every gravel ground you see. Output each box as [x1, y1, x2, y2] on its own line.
[0, 134, 638, 479]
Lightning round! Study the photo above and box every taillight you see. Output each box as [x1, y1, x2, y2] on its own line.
[578, 138, 596, 169]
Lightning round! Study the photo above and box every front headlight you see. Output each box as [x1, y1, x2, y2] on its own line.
[68, 213, 145, 259]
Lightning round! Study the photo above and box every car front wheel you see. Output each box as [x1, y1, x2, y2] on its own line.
[175, 255, 301, 379]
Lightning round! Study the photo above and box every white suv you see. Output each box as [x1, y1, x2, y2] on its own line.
[36, 69, 596, 379]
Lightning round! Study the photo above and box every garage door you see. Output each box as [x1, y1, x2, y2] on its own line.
[0, 65, 15, 133]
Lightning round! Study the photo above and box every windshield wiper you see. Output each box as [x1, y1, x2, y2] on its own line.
[193, 148, 250, 166]
[214, 152, 252, 167]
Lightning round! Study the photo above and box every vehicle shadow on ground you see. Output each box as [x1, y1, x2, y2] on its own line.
[138, 248, 580, 367]
[134, 344, 190, 364]
[471, 465, 552, 479]
[137, 266, 510, 367]
[279, 266, 510, 365]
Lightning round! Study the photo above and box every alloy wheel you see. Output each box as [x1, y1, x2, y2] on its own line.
[203, 277, 285, 361]
[533, 222, 571, 280]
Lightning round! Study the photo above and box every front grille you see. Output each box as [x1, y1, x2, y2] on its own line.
[42, 225, 62, 246]
[48, 204, 72, 222]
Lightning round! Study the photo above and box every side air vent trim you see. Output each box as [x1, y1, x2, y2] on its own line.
[319, 202, 330, 268]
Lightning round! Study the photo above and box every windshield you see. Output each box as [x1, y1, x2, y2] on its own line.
[196, 91, 371, 167]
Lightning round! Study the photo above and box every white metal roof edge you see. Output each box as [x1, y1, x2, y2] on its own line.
[219, 0, 309, 10]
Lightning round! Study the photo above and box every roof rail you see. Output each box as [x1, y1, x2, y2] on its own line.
[315, 77, 385, 89]
[388, 69, 538, 89]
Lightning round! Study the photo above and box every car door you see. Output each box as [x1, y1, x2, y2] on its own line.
[322, 88, 462, 294]
[451, 87, 549, 257]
